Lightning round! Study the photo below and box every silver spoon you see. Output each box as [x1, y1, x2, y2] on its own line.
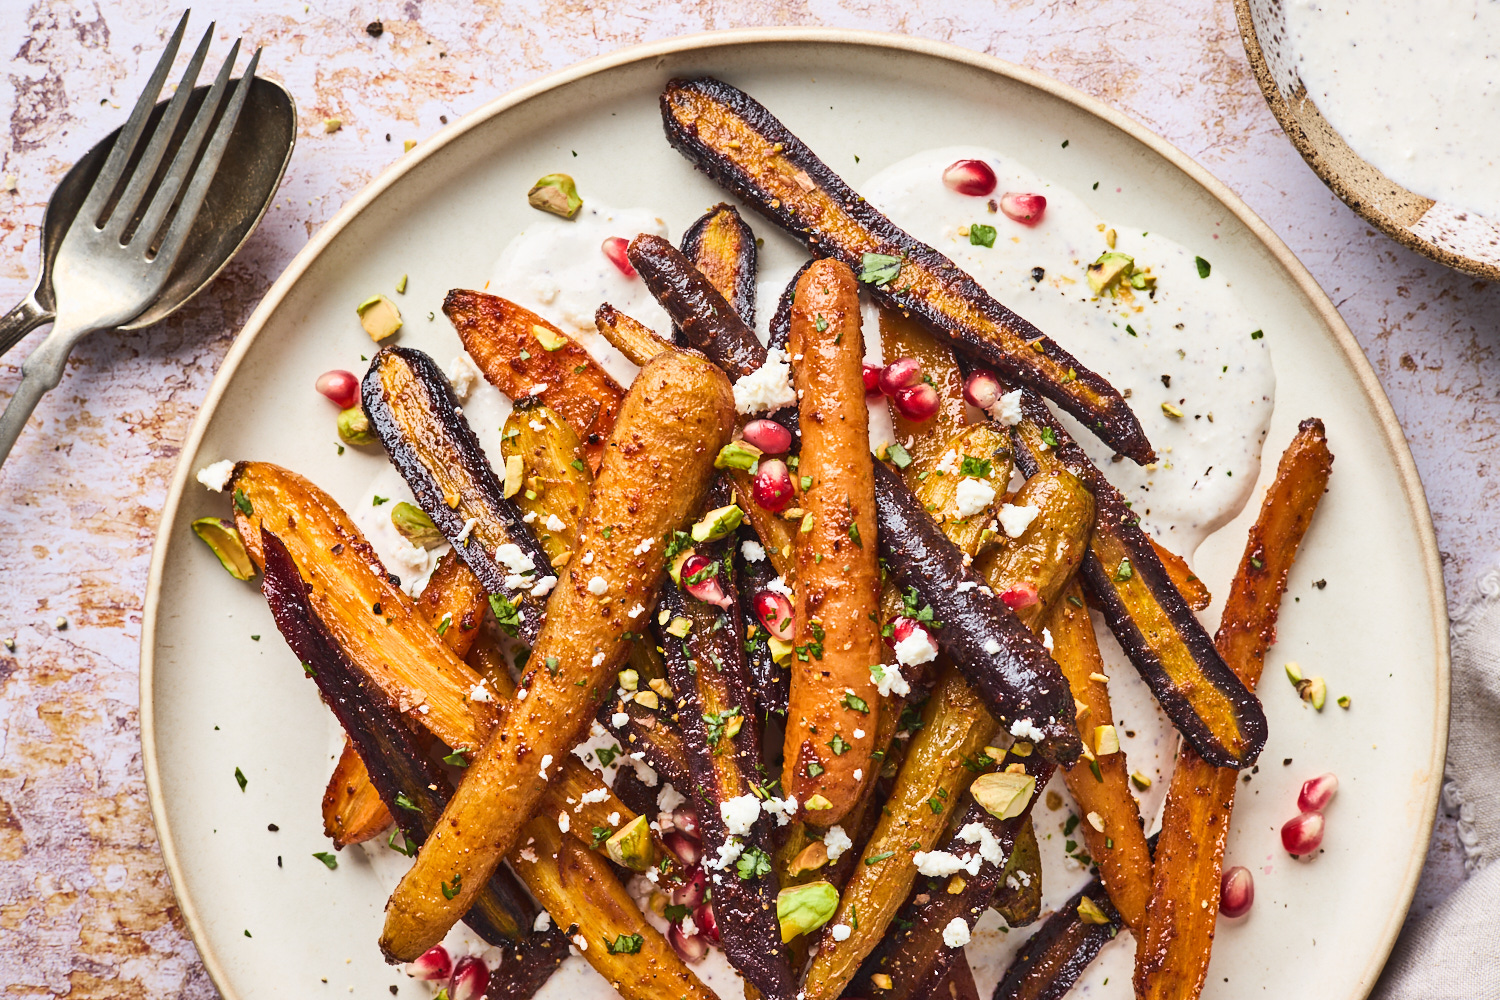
[0, 12, 296, 466]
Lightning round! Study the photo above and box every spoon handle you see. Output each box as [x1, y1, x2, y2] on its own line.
[0, 319, 91, 468]
[0, 293, 54, 359]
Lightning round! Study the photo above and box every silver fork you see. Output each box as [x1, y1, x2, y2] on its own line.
[0, 12, 260, 467]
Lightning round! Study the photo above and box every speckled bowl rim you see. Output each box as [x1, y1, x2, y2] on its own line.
[140, 28, 1449, 1000]
[1235, 0, 1500, 282]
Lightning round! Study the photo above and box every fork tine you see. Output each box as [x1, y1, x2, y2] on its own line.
[132, 37, 241, 255]
[148, 46, 260, 269]
[79, 11, 189, 226]
[106, 22, 215, 239]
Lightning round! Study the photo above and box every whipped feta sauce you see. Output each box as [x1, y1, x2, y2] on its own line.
[1286, 0, 1500, 220]
[860, 148, 1275, 558]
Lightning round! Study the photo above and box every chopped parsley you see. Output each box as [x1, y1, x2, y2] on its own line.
[1194, 256, 1211, 279]
[387, 828, 418, 856]
[488, 593, 523, 637]
[591, 825, 613, 848]
[865, 851, 896, 865]
[394, 791, 421, 813]
[849, 521, 862, 546]
[440, 874, 463, 900]
[736, 846, 772, 880]
[806, 761, 825, 778]
[842, 692, 870, 714]
[685, 563, 718, 586]
[704, 708, 743, 750]
[663, 530, 693, 561]
[372, 495, 389, 506]
[969, 223, 997, 248]
[570, 459, 586, 472]
[1251, 329, 1264, 340]
[827, 733, 851, 756]
[958, 455, 992, 479]
[233, 489, 252, 516]
[900, 587, 941, 629]
[858, 252, 903, 287]
[442, 749, 470, 767]
[928, 797, 944, 814]
[887, 442, 912, 468]
[313, 851, 338, 870]
[234, 767, 247, 792]
[815, 314, 828, 333]
[664, 903, 691, 923]
[1114, 558, 1133, 582]
[596, 745, 622, 768]
[1040, 427, 1060, 449]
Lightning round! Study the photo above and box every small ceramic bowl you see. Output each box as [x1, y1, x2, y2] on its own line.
[1237, 0, 1500, 280]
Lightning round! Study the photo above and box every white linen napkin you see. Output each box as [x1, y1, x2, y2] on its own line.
[1371, 570, 1500, 998]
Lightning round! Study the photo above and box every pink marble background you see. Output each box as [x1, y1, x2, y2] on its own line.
[0, 1, 1489, 995]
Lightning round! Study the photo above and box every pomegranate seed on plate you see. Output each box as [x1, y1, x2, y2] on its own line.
[669, 922, 709, 963]
[877, 357, 923, 396]
[753, 458, 795, 512]
[1298, 772, 1339, 813]
[1281, 811, 1325, 856]
[602, 237, 637, 278]
[1001, 582, 1040, 610]
[893, 383, 940, 422]
[680, 554, 731, 609]
[694, 901, 721, 945]
[754, 590, 795, 640]
[742, 418, 793, 455]
[1219, 866, 1254, 918]
[942, 159, 998, 197]
[963, 370, 1002, 410]
[315, 369, 360, 410]
[664, 830, 703, 866]
[999, 192, 1047, 226]
[449, 955, 490, 1000]
[405, 944, 452, 981]
[862, 363, 884, 397]
[670, 866, 708, 908]
[671, 808, 700, 839]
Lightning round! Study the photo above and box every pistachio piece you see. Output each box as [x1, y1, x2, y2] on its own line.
[1130, 770, 1153, 790]
[503, 455, 524, 499]
[1076, 896, 1112, 925]
[1296, 675, 1328, 711]
[391, 502, 444, 548]
[667, 546, 696, 586]
[691, 504, 745, 543]
[634, 690, 660, 710]
[767, 636, 795, 666]
[803, 793, 834, 811]
[1337, 695, 1351, 709]
[665, 616, 693, 639]
[527, 173, 583, 219]
[1284, 660, 1304, 684]
[776, 880, 839, 942]
[1085, 251, 1135, 296]
[356, 294, 403, 341]
[531, 324, 569, 351]
[647, 677, 672, 699]
[617, 668, 640, 692]
[337, 407, 376, 446]
[1007, 741, 1033, 758]
[1094, 724, 1120, 756]
[788, 841, 829, 877]
[604, 815, 656, 872]
[191, 517, 255, 580]
[970, 770, 1036, 821]
[871, 974, 894, 991]
[714, 440, 763, 472]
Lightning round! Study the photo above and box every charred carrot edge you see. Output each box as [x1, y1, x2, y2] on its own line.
[736, 523, 790, 718]
[681, 202, 759, 334]
[657, 484, 795, 1000]
[1135, 419, 1333, 1000]
[363, 345, 551, 644]
[767, 259, 815, 356]
[1010, 392, 1268, 769]
[629, 234, 766, 379]
[443, 289, 623, 471]
[991, 876, 1123, 1000]
[658, 76, 1154, 464]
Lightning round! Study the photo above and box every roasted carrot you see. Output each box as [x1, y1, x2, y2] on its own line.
[992, 877, 1123, 1000]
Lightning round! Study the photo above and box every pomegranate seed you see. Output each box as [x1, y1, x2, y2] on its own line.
[753, 458, 795, 512]
[742, 418, 793, 455]
[999, 192, 1047, 226]
[602, 237, 636, 278]
[664, 830, 703, 867]
[1220, 866, 1254, 918]
[862, 363, 884, 398]
[1001, 582, 1040, 610]
[1281, 811, 1325, 856]
[694, 902, 721, 945]
[450, 955, 490, 1000]
[963, 370, 1002, 410]
[670, 866, 708, 908]
[878, 357, 923, 396]
[671, 808, 700, 839]
[884, 616, 934, 650]
[406, 944, 452, 981]
[893, 383, 940, 422]
[680, 555, 731, 609]
[669, 922, 709, 963]
[754, 590, 795, 640]
[315, 370, 360, 410]
[942, 159, 998, 197]
[1298, 773, 1339, 813]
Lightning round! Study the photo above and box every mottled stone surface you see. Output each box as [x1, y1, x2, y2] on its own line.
[0, 2, 1486, 995]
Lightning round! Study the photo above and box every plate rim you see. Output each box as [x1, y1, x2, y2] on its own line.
[140, 27, 1450, 1000]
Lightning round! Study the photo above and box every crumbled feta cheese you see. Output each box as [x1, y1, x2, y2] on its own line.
[608, 811, 620, 825]
[992, 389, 1025, 427]
[579, 787, 610, 805]
[519, 847, 538, 863]
[582, 551, 595, 565]
[956, 580, 978, 593]
[954, 477, 998, 519]
[680, 914, 700, 937]
[765, 576, 793, 598]
[853, 769, 863, 781]
[983, 639, 1001, 655]
[705, 838, 745, 871]
[469, 682, 493, 703]
[545, 513, 566, 532]
[534, 911, 552, 932]
[823, 825, 853, 861]
[530, 575, 558, 598]
[587, 576, 608, 596]
[523, 511, 537, 523]
[957, 822, 1006, 866]
[494, 542, 535, 574]
[870, 661, 911, 698]
[935, 449, 960, 476]
[741, 539, 766, 563]
[721, 794, 763, 837]
[591, 651, 605, 668]
[447, 352, 481, 399]
[1010, 717, 1047, 742]
[853, 729, 865, 739]
[942, 918, 971, 948]
[733, 347, 798, 414]
[539, 754, 554, 778]
[455, 517, 479, 543]
[912, 850, 980, 877]
[504, 574, 531, 591]
[830, 924, 852, 942]
[657, 783, 686, 812]
[894, 629, 939, 667]
[999, 503, 1040, 538]
[611, 711, 630, 728]
[530, 420, 547, 432]
[531, 383, 549, 395]
[762, 795, 798, 826]
[195, 460, 235, 492]
[557, 811, 569, 833]
[627, 603, 645, 619]
[632, 537, 656, 556]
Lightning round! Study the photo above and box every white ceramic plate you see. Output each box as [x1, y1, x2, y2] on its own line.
[142, 30, 1447, 1000]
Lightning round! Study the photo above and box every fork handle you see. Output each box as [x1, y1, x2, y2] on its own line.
[0, 293, 54, 359]
[0, 321, 88, 468]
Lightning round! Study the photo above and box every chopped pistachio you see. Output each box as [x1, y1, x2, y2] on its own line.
[767, 636, 795, 666]
[356, 294, 403, 341]
[527, 173, 583, 218]
[391, 502, 444, 548]
[395, 273, 408, 294]
[776, 880, 839, 942]
[1161, 402, 1185, 419]
[323, 118, 342, 133]
[604, 815, 656, 872]
[191, 517, 256, 580]
[803, 793, 834, 811]
[667, 546, 695, 586]
[1104, 228, 1117, 249]
[800, 512, 814, 534]
[532, 324, 569, 351]
[503, 455, 524, 499]
[1008, 741, 1033, 758]
[1296, 675, 1328, 711]
[788, 841, 829, 877]
[691, 504, 744, 543]
[971, 770, 1036, 821]
[1130, 770, 1153, 790]
[617, 668, 640, 692]
[872, 974, 894, 991]
[665, 616, 693, 639]
[1285, 660, 1304, 684]
[714, 440, 763, 472]
[648, 677, 672, 699]
[1094, 724, 1120, 756]
[634, 690, 659, 710]
[1086, 811, 1105, 833]
[1337, 694, 1351, 709]
[779, 506, 807, 521]
[1076, 896, 1112, 925]
[337, 407, 376, 446]
[1086, 251, 1134, 296]
[403, 139, 417, 152]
